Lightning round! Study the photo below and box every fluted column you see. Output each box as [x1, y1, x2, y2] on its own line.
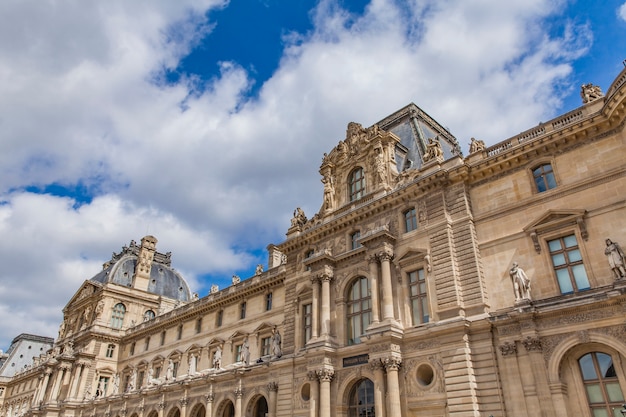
[379, 251, 395, 321]
[50, 367, 65, 401]
[307, 371, 319, 417]
[317, 369, 334, 417]
[368, 255, 380, 324]
[36, 371, 52, 404]
[268, 382, 278, 417]
[234, 387, 244, 417]
[383, 358, 402, 417]
[320, 274, 332, 337]
[68, 363, 83, 399]
[370, 360, 385, 417]
[311, 277, 320, 339]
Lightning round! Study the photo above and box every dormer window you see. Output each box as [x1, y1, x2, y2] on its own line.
[349, 167, 365, 202]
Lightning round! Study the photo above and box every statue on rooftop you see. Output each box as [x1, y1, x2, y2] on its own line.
[423, 136, 444, 163]
[291, 207, 308, 227]
[469, 137, 485, 154]
[581, 83, 604, 104]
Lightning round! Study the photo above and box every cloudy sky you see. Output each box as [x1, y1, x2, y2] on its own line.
[0, 0, 625, 350]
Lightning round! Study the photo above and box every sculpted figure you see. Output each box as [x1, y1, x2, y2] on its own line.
[241, 338, 250, 365]
[255, 264, 264, 275]
[423, 137, 443, 163]
[232, 275, 240, 285]
[112, 373, 120, 395]
[469, 137, 485, 154]
[188, 353, 197, 375]
[166, 359, 174, 381]
[509, 262, 531, 301]
[213, 345, 223, 369]
[272, 328, 282, 358]
[605, 238, 626, 279]
[210, 284, 219, 294]
[580, 83, 604, 103]
[291, 207, 308, 227]
[374, 148, 387, 186]
[322, 175, 335, 211]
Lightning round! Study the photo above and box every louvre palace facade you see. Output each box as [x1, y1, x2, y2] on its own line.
[1, 67, 626, 417]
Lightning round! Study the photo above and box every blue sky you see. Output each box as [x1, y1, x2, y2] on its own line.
[0, 0, 625, 350]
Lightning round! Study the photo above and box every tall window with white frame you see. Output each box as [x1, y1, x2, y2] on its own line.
[533, 163, 557, 192]
[349, 167, 366, 202]
[105, 344, 115, 358]
[347, 277, 371, 346]
[409, 268, 429, 325]
[548, 234, 590, 294]
[261, 336, 272, 356]
[110, 303, 125, 329]
[404, 207, 418, 232]
[240, 302, 247, 319]
[303, 303, 313, 345]
[578, 352, 625, 416]
[265, 292, 273, 311]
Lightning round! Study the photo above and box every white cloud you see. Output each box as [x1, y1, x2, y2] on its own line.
[0, 0, 594, 349]
[619, 2, 626, 22]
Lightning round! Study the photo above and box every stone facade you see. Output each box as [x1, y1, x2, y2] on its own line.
[0, 67, 625, 417]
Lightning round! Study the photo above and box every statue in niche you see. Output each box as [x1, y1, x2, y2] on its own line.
[165, 359, 174, 381]
[291, 207, 307, 227]
[127, 368, 137, 392]
[212, 345, 222, 369]
[271, 327, 282, 358]
[580, 83, 604, 104]
[241, 337, 250, 365]
[188, 353, 197, 375]
[469, 137, 485, 154]
[509, 262, 531, 301]
[111, 373, 120, 395]
[322, 175, 335, 212]
[423, 136, 443, 163]
[374, 147, 387, 187]
[605, 238, 626, 279]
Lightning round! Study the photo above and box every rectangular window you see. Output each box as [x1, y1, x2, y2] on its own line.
[177, 324, 183, 340]
[351, 231, 361, 250]
[303, 303, 313, 344]
[129, 342, 135, 356]
[261, 337, 272, 356]
[172, 362, 178, 378]
[138, 371, 145, 388]
[105, 344, 115, 358]
[144, 337, 150, 351]
[404, 208, 418, 232]
[409, 268, 429, 325]
[196, 317, 202, 334]
[533, 163, 557, 192]
[240, 302, 247, 320]
[216, 310, 223, 327]
[160, 331, 166, 346]
[154, 366, 161, 378]
[548, 234, 590, 294]
[235, 344, 243, 362]
[266, 292, 273, 311]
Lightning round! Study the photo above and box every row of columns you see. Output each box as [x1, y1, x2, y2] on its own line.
[308, 246, 397, 342]
[306, 357, 402, 417]
[203, 381, 278, 417]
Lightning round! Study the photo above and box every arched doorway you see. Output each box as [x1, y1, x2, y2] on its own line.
[252, 396, 268, 417]
[348, 378, 375, 417]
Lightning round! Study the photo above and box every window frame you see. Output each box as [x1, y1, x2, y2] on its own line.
[348, 167, 366, 202]
[346, 276, 372, 346]
[303, 303, 313, 345]
[110, 303, 126, 329]
[350, 230, 362, 250]
[531, 162, 557, 193]
[105, 344, 116, 358]
[404, 207, 418, 233]
[578, 351, 626, 416]
[265, 292, 273, 311]
[240, 301, 247, 320]
[547, 233, 591, 294]
[408, 268, 429, 325]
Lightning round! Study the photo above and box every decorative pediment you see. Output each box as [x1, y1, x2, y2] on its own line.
[228, 330, 248, 341]
[64, 280, 102, 311]
[395, 247, 429, 268]
[523, 209, 588, 253]
[206, 337, 225, 347]
[252, 322, 276, 334]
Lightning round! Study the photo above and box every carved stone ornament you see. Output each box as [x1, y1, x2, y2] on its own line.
[316, 368, 335, 382]
[268, 381, 279, 392]
[522, 336, 542, 352]
[580, 83, 604, 104]
[499, 342, 518, 356]
[382, 357, 402, 371]
[234, 387, 245, 398]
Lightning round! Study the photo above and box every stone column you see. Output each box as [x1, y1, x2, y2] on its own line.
[205, 384, 215, 417]
[368, 255, 380, 324]
[383, 358, 402, 417]
[317, 369, 334, 417]
[68, 363, 83, 400]
[158, 394, 166, 417]
[50, 367, 65, 401]
[311, 277, 320, 339]
[370, 360, 386, 417]
[522, 336, 555, 417]
[379, 250, 395, 321]
[320, 273, 333, 337]
[36, 371, 52, 404]
[234, 387, 244, 417]
[268, 382, 278, 417]
[179, 393, 189, 417]
[307, 371, 319, 417]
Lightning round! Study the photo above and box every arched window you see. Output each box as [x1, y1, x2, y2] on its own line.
[111, 303, 126, 329]
[347, 277, 371, 345]
[348, 378, 375, 417]
[144, 310, 155, 321]
[578, 352, 625, 416]
[532, 163, 557, 192]
[349, 168, 366, 202]
[221, 401, 235, 417]
[253, 397, 268, 417]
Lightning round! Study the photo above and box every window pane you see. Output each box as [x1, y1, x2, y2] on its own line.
[557, 269, 574, 293]
[572, 264, 590, 290]
[606, 382, 625, 402]
[597, 354, 614, 378]
[568, 248, 583, 262]
[535, 178, 547, 192]
[546, 172, 557, 189]
[549, 239, 562, 252]
[580, 354, 597, 380]
[586, 384, 604, 403]
[551, 253, 566, 266]
[592, 409, 609, 417]
[563, 234, 578, 248]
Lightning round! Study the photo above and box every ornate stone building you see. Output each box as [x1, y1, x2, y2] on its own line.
[0, 67, 625, 417]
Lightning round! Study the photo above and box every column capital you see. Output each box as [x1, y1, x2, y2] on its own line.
[378, 251, 394, 262]
[234, 387, 245, 398]
[499, 342, 518, 356]
[317, 271, 334, 282]
[267, 381, 279, 392]
[522, 336, 542, 352]
[382, 357, 402, 371]
[204, 393, 215, 403]
[368, 359, 384, 372]
[316, 368, 335, 382]
[368, 254, 379, 264]
[307, 371, 318, 381]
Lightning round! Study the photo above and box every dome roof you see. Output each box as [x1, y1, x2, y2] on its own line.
[90, 237, 191, 302]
